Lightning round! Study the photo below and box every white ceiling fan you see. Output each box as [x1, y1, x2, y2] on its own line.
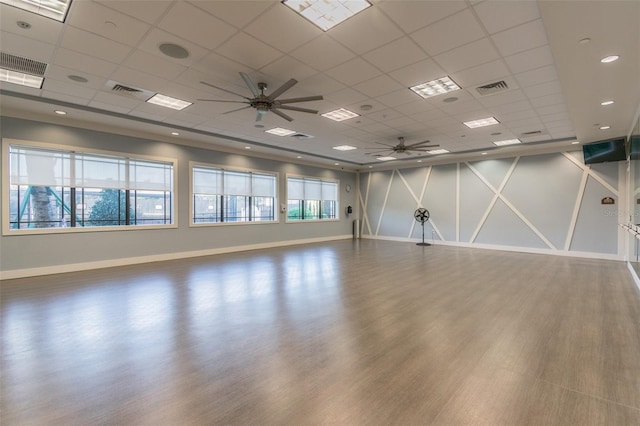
[198, 72, 323, 122]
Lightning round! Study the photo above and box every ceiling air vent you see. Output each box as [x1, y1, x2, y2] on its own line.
[0, 51, 47, 76]
[476, 80, 509, 96]
[105, 80, 154, 100]
[521, 130, 543, 136]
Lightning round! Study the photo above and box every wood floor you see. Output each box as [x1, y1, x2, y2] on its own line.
[2, 240, 640, 425]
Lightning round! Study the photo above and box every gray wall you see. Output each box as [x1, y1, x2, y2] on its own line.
[360, 151, 622, 257]
[0, 117, 357, 273]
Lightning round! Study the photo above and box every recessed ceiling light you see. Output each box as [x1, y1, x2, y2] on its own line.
[600, 100, 614, 106]
[16, 20, 31, 29]
[464, 117, 500, 128]
[146, 93, 192, 110]
[428, 149, 450, 154]
[171, 132, 179, 136]
[282, 0, 372, 31]
[2, 0, 71, 21]
[333, 145, 357, 151]
[493, 139, 521, 146]
[571, 141, 580, 145]
[481, 152, 488, 155]
[417, 160, 423, 163]
[599, 125, 611, 130]
[322, 108, 359, 121]
[334, 162, 340, 166]
[266, 127, 296, 136]
[600, 55, 619, 63]
[158, 43, 190, 59]
[0, 68, 44, 88]
[244, 146, 251, 150]
[54, 110, 66, 115]
[368, 165, 373, 168]
[376, 156, 396, 161]
[360, 104, 373, 111]
[410, 76, 461, 99]
[296, 156, 302, 159]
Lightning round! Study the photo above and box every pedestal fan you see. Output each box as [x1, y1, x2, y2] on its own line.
[414, 208, 431, 246]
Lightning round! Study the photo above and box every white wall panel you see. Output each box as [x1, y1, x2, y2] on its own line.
[363, 170, 392, 236]
[468, 158, 514, 189]
[378, 170, 419, 237]
[423, 164, 457, 241]
[459, 164, 495, 242]
[475, 198, 548, 248]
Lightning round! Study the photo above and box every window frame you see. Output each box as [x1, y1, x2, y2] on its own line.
[285, 174, 340, 223]
[189, 161, 279, 227]
[2, 138, 178, 235]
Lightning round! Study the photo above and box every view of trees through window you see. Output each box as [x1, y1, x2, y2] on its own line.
[287, 177, 338, 221]
[7, 145, 174, 230]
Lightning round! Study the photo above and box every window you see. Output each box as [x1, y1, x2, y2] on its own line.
[5, 142, 175, 232]
[191, 164, 277, 224]
[287, 176, 338, 221]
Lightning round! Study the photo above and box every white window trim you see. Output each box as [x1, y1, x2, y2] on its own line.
[285, 173, 340, 223]
[189, 161, 280, 227]
[2, 138, 178, 235]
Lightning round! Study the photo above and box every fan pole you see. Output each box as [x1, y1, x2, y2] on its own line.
[417, 221, 430, 246]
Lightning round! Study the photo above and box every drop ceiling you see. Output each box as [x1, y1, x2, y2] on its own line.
[0, 0, 638, 170]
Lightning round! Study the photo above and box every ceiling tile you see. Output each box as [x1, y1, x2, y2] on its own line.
[473, 0, 540, 34]
[92, 91, 143, 109]
[410, 9, 485, 56]
[259, 56, 317, 82]
[67, 1, 150, 47]
[0, 4, 64, 43]
[325, 58, 381, 86]
[489, 100, 534, 115]
[0, 30, 55, 62]
[477, 89, 527, 107]
[450, 60, 510, 88]
[434, 38, 501, 74]
[491, 19, 548, 57]
[495, 109, 538, 123]
[299, 74, 345, 98]
[376, 89, 421, 108]
[523, 80, 563, 99]
[216, 32, 283, 70]
[41, 89, 92, 105]
[514, 65, 559, 88]
[504, 45, 554, 74]
[191, 1, 275, 29]
[60, 26, 132, 63]
[110, 67, 169, 94]
[529, 93, 565, 108]
[362, 37, 427, 73]
[378, 0, 467, 33]
[85, 101, 131, 114]
[328, 7, 404, 55]
[244, 4, 321, 53]
[290, 35, 355, 71]
[353, 75, 404, 98]
[124, 50, 187, 80]
[96, 0, 172, 24]
[192, 52, 251, 85]
[158, 2, 237, 50]
[52, 48, 119, 78]
[44, 65, 105, 90]
[536, 104, 568, 116]
[388, 59, 445, 87]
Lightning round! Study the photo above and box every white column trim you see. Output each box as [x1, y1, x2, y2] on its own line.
[456, 162, 460, 242]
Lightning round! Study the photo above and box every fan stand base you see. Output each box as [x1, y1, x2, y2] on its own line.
[416, 242, 431, 246]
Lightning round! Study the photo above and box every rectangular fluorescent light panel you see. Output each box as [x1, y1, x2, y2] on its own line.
[1, 0, 71, 22]
[463, 117, 500, 128]
[146, 94, 192, 110]
[321, 108, 359, 122]
[376, 156, 396, 161]
[0, 68, 43, 88]
[493, 139, 521, 146]
[266, 127, 296, 136]
[427, 149, 450, 155]
[410, 76, 460, 99]
[282, 0, 372, 31]
[332, 145, 357, 151]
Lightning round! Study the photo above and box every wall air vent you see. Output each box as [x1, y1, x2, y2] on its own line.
[0, 51, 47, 76]
[476, 80, 509, 96]
[106, 80, 155, 100]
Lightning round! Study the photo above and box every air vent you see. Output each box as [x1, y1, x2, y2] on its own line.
[0, 51, 47, 76]
[105, 80, 155, 100]
[476, 80, 509, 96]
[522, 130, 542, 136]
[290, 133, 314, 140]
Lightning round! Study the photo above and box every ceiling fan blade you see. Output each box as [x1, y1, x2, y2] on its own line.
[269, 78, 298, 100]
[200, 81, 250, 99]
[271, 108, 294, 122]
[375, 142, 395, 148]
[277, 95, 324, 104]
[197, 99, 250, 104]
[408, 148, 432, 152]
[222, 105, 252, 115]
[276, 105, 318, 114]
[239, 72, 261, 97]
[407, 141, 439, 148]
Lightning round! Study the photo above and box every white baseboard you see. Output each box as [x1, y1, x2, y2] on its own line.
[627, 262, 640, 294]
[0, 234, 353, 280]
[361, 234, 623, 261]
